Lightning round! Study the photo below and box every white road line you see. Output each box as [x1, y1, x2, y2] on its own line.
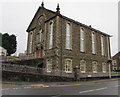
[33, 87, 40, 88]
[13, 88, 20, 90]
[42, 86, 49, 87]
[79, 87, 108, 94]
[114, 85, 120, 87]
[1, 88, 10, 91]
[95, 87, 107, 91]
[23, 87, 32, 89]
[79, 89, 95, 93]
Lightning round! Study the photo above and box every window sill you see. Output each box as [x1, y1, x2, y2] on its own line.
[92, 53, 97, 55]
[65, 49, 72, 51]
[47, 71, 52, 73]
[65, 71, 72, 73]
[93, 72, 97, 73]
[103, 71, 107, 73]
[81, 71, 86, 73]
[80, 51, 85, 53]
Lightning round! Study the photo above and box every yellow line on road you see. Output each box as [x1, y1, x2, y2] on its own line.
[2, 79, 118, 87]
[48, 80, 118, 87]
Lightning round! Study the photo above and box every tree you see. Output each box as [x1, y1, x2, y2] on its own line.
[1, 33, 17, 56]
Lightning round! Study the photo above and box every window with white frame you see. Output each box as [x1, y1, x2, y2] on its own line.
[80, 60, 86, 73]
[66, 23, 72, 49]
[39, 29, 43, 43]
[92, 32, 96, 54]
[46, 60, 52, 72]
[92, 61, 97, 73]
[113, 67, 117, 71]
[65, 59, 72, 73]
[80, 28, 85, 52]
[102, 62, 107, 73]
[29, 32, 33, 54]
[112, 60, 117, 65]
[48, 22, 53, 49]
[101, 35, 105, 56]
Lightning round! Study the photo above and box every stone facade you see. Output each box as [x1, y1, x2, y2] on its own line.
[26, 3, 111, 77]
[112, 52, 120, 72]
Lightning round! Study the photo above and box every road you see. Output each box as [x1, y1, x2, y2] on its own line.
[2, 78, 120, 96]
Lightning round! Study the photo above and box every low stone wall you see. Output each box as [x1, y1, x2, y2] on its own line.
[2, 71, 75, 82]
[2, 58, 43, 67]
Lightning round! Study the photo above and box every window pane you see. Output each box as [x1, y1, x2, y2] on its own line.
[80, 28, 85, 52]
[49, 22, 53, 49]
[80, 60, 86, 73]
[29, 33, 32, 53]
[102, 63, 106, 72]
[65, 59, 72, 72]
[47, 60, 52, 72]
[101, 36, 104, 55]
[66, 23, 71, 49]
[81, 40, 84, 52]
[92, 62, 97, 73]
[39, 29, 42, 42]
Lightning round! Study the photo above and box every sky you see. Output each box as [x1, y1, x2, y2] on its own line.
[0, 0, 118, 56]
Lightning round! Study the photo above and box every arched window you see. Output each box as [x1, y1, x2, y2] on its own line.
[92, 61, 97, 73]
[65, 59, 72, 73]
[80, 28, 85, 52]
[92, 32, 96, 54]
[80, 60, 86, 73]
[37, 29, 43, 43]
[48, 22, 53, 49]
[46, 59, 52, 72]
[66, 23, 72, 49]
[101, 35, 105, 56]
[102, 62, 107, 73]
[29, 32, 33, 54]
[39, 29, 43, 42]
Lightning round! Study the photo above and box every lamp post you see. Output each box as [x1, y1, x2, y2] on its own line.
[107, 59, 112, 79]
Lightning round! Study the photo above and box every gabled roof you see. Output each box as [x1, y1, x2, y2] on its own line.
[45, 13, 111, 37]
[26, 7, 56, 32]
[27, 5, 111, 37]
[112, 51, 120, 58]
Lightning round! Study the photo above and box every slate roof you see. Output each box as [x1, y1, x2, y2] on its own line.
[27, 6, 111, 37]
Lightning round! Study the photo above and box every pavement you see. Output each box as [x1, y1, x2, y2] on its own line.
[1, 78, 120, 96]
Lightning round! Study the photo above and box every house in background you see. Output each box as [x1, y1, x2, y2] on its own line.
[26, 2, 111, 78]
[0, 46, 7, 56]
[112, 51, 120, 72]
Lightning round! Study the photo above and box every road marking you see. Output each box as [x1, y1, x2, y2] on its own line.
[2, 88, 10, 91]
[48, 80, 117, 87]
[79, 87, 108, 94]
[2, 79, 118, 89]
[95, 87, 107, 90]
[13, 88, 20, 90]
[23, 87, 32, 89]
[42, 86, 49, 87]
[114, 85, 120, 87]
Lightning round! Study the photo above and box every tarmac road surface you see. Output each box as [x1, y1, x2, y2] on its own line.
[1, 78, 120, 96]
